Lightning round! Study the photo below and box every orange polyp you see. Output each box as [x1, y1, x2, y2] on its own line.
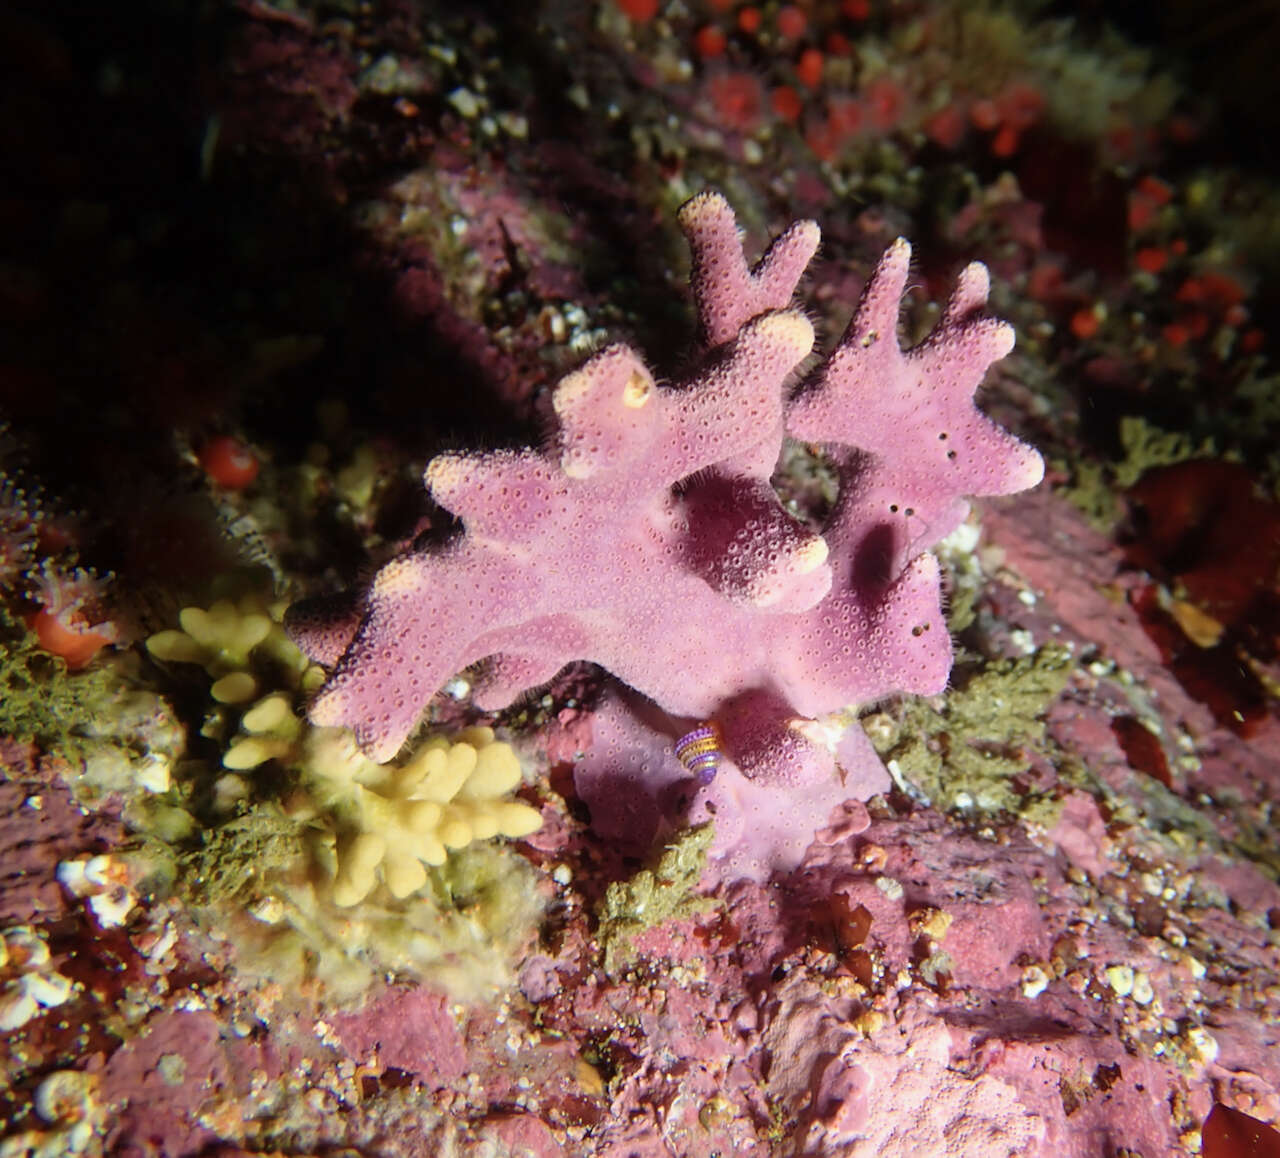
[1196, 271, 1248, 308]
[1175, 277, 1204, 304]
[615, 0, 659, 21]
[198, 435, 260, 490]
[825, 31, 851, 56]
[796, 47, 824, 89]
[776, 5, 806, 38]
[828, 96, 862, 138]
[925, 103, 966, 149]
[1136, 175, 1174, 205]
[694, 24, 727, 58]
[969, 98, 1000, 132]
[1134, 246, 1167, 274]
[804, 117, 838, 160]
[28, 609, 111, 669]
[1069, 307, 1100, 340]
[990, 123, 1019, 157]
[1127, 193, 1158, 233]
[863, 75, 903, 131]
[1026, 262, 1064, 303]
[771, 84, 803, 123]
[996, 82, 1044, 130]
[707, 71, 764, 132]
[1218, 300, 1249, 327]
[1183, 310, 1210, 340]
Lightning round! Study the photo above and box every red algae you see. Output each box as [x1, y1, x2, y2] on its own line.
[1203, 1104, 1280, 1158]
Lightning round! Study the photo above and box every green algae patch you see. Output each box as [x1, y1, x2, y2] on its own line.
[1112, 417, 1218, 489]
[866, 644, 1075, 815]
[179, 806, 309, 907]
[1059, 417, 1218, 529]
[1058, 458, 1120, 530]
[945, 565, 981, 634]
[597, 823, 719, 975]
[433, 841, 545, 957]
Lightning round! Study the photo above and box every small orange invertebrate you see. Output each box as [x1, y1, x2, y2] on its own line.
[198, 435, 260, 490]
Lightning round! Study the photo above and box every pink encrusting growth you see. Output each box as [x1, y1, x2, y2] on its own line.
[287, 192, 1043, 876]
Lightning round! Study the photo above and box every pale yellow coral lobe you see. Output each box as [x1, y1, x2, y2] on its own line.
[553, 350, 654, 416]
[148, 597, 539, 918]
[372, 557, 430, 598]
[324, 727, 540, 907]
[750, 310, 814, 356]
[146, 594, 315, 691]
[622, 369, 652, 408]
[307, 687, 346, 728]
[794, 536, 829, 572]
[424, 452, 483, 506]
[211, 671, 258, 704]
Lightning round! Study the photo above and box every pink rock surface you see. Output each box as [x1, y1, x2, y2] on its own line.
[0, 742, 123, 925]
[331, 985, 467, 1083]
[100, 1012, 234, 1156]
[6, 3, 1280, 1155]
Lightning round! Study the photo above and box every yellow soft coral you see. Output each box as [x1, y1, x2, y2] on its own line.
[146, 593, 319, 703]
[149, 596, 542, 909]
[304, 726, 542, 906]
[222, 691, 307, 769]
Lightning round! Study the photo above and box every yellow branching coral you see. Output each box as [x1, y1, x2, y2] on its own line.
[139, 595, 545, 1003]
[302, 726, 542, 907]
[148, 596, 542, 908]
[221, 700, 542, 905]
[146, 593, 319, 704]
[223, 691, 307, 769]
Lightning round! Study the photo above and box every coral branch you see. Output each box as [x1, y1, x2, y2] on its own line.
[678, 190, 820, 347]
[287, 192, 1043, 876]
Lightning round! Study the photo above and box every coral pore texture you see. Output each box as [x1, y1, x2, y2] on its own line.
[286, 192, 1043, 856]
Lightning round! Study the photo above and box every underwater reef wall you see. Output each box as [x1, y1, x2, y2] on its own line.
[7, 1, 1280, 1151]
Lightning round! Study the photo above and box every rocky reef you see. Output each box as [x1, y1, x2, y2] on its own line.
[1, 0, 1279, 1155]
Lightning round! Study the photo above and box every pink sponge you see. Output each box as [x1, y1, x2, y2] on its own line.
[287, 192, 1042, 875]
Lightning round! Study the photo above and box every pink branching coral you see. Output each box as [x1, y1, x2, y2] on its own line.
[287, 192, 1042, 873]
